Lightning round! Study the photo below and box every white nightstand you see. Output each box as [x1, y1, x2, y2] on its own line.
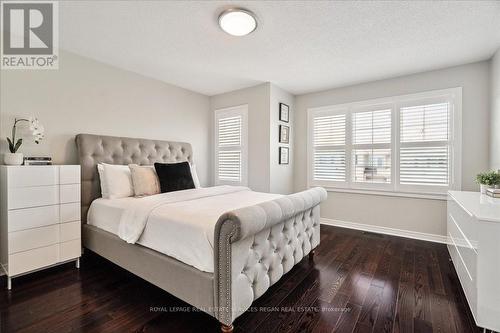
[0, 165, 82, 290]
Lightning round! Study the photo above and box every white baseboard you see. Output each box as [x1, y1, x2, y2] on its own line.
[320, 218, 448, 244]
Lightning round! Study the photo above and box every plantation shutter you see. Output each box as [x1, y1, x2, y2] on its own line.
[312, 113, 346, 183]
[308, 88, 460, 194]
[215, 106, 248, 185]
[399, 102, 450, 186]
[351, 109, 392, 184]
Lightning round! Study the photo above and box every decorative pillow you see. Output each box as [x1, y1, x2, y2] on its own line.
[129, 164, 160, 197]
[154, 161, 195, 193]
[97, 163, 109, 198]
[190, 163, 201, 188]
[101, 163, 134, 199]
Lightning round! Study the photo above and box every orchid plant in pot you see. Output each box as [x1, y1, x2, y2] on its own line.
[4, 117, 45, 165]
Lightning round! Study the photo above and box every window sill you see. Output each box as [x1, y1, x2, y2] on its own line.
[313, 186, 448, 201]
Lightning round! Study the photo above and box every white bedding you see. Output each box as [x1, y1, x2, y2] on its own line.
[88, 186, 282, 273]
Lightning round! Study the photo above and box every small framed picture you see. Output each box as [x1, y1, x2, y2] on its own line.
[279, 147, 289, 165]
[279, 103, 289, 122]
[279, 125, 290, 144]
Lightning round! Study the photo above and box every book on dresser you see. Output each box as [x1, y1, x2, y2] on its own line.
[23, 156, 53, 165]
[0, 165, 82, 290]
[485, 188, 500, 198]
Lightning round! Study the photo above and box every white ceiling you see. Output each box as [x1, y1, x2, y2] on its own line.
[60, 1, 500, 96]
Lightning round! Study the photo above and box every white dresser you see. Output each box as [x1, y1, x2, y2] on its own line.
[447, 191, 500, 332]
[0, 165, 82, 289]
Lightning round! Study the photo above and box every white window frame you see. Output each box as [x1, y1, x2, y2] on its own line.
[214, 104, 248, 186]
[307, 87, 462, 200]
[309, 106, 349, 189]
[350, 103, 394, 191]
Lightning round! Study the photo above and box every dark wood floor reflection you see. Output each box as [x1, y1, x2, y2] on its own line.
[0, 226, 482, 333]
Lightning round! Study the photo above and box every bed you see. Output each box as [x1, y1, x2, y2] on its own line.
[75, 133, 327, 332]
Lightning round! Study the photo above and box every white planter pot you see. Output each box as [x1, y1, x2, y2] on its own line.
[480, 184, 493, 194]
[4, 153, 23, 165]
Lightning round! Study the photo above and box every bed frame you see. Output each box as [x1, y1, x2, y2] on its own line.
[75, 133, 326, 332]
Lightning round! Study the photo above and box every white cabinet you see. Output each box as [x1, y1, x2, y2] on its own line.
[447, 191, 500, 332]
[0, 165, 82, 289]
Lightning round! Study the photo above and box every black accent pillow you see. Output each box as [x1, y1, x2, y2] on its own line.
[154, 161, 195, 193]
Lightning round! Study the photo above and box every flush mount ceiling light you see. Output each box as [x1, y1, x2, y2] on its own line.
[218, 8, 257, 36]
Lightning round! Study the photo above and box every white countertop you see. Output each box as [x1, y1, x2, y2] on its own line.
[448, 190, 500, 223]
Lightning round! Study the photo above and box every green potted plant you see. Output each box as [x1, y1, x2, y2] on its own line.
[476, 171, 500, 194]
[4, 117, 44, 165]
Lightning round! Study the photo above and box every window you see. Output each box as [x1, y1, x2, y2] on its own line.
[351, 108, 392, 188]
[215, 105, 248, 186]
[312, 112, 346, 184]
[399, 102, 450, 192]
[308, 88, 462, 197]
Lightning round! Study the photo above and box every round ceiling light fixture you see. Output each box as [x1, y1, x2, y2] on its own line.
[218, 8, 257, 36]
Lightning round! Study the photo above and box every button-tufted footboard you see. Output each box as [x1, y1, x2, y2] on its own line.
[213, 187, 327, 326]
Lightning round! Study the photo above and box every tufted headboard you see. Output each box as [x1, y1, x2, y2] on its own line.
[75, 133, 193, 222]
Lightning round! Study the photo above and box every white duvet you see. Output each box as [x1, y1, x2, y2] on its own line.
[88, 186, 281, 272]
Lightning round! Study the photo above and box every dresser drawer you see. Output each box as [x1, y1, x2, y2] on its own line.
[8, 186, 59, 209]
[60, 203, 80, 223]
[60, 221, 81, 242]
[448, 237, 477, 317]
[447, 198, 478, 247]
[9, 224, 59, 254]
[60, 184, 80, 204]
[8, 205, 59, 232]
[59, 239, 81, 262]
[448, 214, 477, 281]
[7, 166, 58, 187]
[59, 165, 80, 184]
[8, 244, 59, 276]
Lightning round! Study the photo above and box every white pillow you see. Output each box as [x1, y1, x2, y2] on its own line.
[101, 163, 134, 199]
[97, 163, 108, 198]
[190, 163, 201, 188]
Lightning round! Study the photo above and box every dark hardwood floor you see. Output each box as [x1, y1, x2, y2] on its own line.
[0, 226, 482, 333]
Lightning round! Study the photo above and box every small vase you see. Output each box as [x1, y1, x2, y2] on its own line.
[480, 184, 492, 194]
[4, 153, 23, 165]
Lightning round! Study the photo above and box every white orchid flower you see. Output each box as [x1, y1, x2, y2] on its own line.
[29, 117, 39, 130]
[29, 118, 45, 143]
[29, 117, 45, 144]
[7, 117, 45, 153]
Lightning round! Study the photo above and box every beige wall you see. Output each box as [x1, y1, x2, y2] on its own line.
[294, 61, 491, 237]
[270, 84, 295, 194]
[1, 48, 493, 238]
[210, 83, 271, 192]
[491, 49, 500, 170]
[0, 50, 212, 186]
[210, 83, 296, 194]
